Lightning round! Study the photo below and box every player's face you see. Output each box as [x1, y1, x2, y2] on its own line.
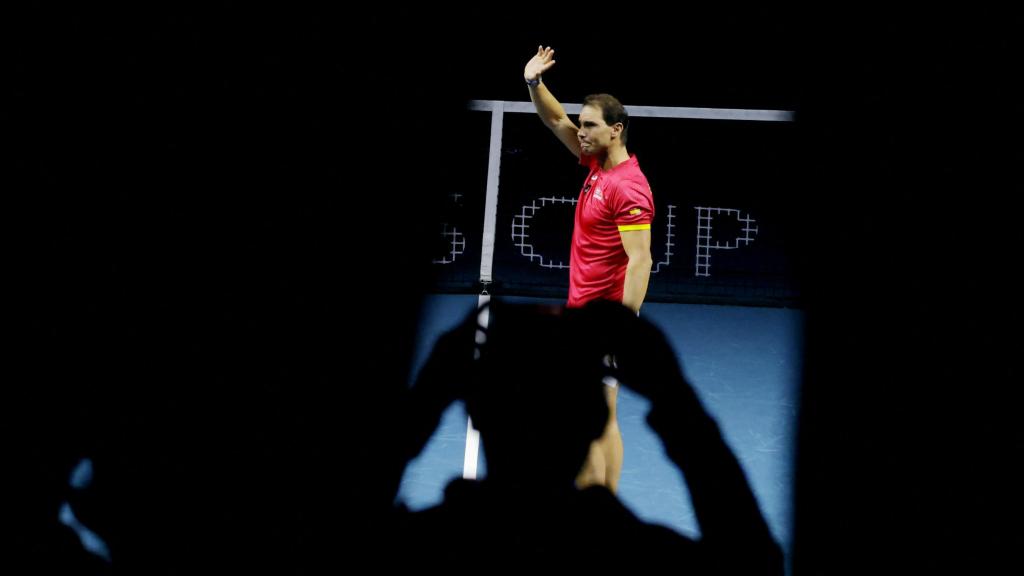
[578, 105, 614, 155]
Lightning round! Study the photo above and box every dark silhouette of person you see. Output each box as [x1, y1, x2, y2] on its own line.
[9, 12, 468, 572]
[387, 300, 783, 572]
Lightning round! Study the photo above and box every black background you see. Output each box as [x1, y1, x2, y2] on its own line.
[10, 6, 1020, 573]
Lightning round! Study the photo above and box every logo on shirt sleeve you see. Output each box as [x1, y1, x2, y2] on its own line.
[629, 208, 643, 216]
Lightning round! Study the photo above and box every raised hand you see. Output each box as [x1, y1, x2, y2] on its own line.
[524, 45, 557, 81]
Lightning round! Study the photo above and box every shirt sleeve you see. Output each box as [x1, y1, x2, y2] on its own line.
[612, 180, 655, 232]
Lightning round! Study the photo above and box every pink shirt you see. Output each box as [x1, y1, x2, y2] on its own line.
[568, 154, 654, 308]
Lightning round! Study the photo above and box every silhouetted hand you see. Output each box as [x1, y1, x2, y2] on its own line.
[397, 307, 483, 463]
[568, 300, 703, 422]
[416, 309, 482, 405]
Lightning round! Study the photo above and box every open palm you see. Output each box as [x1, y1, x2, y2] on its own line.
[524, 45, 557, 80]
